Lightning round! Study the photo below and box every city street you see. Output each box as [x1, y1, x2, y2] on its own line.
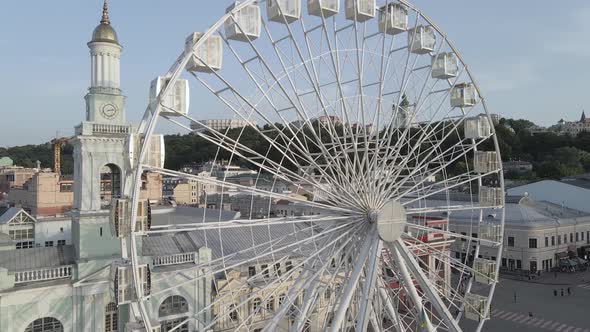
[461, 271, 590, 331]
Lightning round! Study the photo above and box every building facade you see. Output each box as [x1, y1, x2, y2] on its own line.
[0, 4, 211, 332]
[190, 119, 255, 133]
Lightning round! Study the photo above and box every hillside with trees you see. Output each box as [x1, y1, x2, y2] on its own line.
[1, 117, 589, 180]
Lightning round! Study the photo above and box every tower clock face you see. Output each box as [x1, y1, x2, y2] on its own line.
[100, 103, 119, 120]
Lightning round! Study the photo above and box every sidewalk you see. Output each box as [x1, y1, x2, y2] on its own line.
[500, 269, 590, 285]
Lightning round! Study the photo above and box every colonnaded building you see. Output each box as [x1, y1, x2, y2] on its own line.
[0, 4, 213, 332]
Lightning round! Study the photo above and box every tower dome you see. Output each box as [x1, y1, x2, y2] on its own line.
[90, 0, 119, 45]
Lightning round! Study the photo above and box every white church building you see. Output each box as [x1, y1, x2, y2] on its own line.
[0, 3, 213, 332]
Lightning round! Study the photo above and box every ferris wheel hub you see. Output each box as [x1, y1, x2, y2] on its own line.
[376, 201, 406, 243]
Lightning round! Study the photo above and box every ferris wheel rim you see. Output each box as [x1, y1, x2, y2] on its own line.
[124, 1, 507, 331]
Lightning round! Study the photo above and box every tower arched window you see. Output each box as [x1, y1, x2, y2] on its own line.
[159, 295, 189, 332]
[24, 317, 63, 332]
[100, 164, 121, 208]
[105, 302, 118, 332]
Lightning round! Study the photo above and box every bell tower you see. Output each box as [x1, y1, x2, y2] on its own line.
[71, 0, 131, 261]
[85, 0, 126, 125]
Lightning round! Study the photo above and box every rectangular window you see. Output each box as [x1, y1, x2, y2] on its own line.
[460, 232, 467, 241]
[59, 183, 73, 192]
[57, 240, 66, 246]
[545, 237, 549, 247]
[583, 232, 585, 241]
[16, 241, 34, 249]
[248, 266, 256, 277]
[587, 231, 589, 244]
[472, 233, 478, 239]
[45, 241, 54, 247]
[507, 236, 515, 247]
[286, 261, 293, 272]
[551, 236, 555, 246]
[564, 234, 567, 244]
[516, 260, 522, 269]
[576, 232, 579, 242]
[501, 258, 507, 267]
[529, 238, 537, 249]
[570, 233, 574, 243]
[274, 263, 282, 276]
[261, 264, 269, 278]
[558, 235, 562, 245]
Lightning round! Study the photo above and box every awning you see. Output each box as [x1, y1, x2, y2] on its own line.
[559, 259, 578, 267]
[555, 252, 568, 259]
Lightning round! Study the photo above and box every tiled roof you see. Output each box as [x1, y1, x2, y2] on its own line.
[144, 207, 315, 262]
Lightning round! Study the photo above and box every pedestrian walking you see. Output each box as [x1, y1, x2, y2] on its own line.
[513, 291, 517, 303]
[528, 312, 533, 320]
[561, 288, 564, 296]
[567, 287, 571, 295]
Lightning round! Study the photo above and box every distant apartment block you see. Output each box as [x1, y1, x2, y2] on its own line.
[190, 118, 256, 132]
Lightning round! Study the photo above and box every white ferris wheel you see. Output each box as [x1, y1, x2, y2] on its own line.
[113, 0, 506, 331]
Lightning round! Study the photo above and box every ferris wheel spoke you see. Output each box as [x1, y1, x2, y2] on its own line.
[148, 214, 354, 233]
[400, 169, 498, 205]
[327, 226, 376, 332]
[374, 63, 468, 191]
[149, 222, 361, 311]
[184, 222, 365, 332]
[258, 22, 359, 191]
[144, 165, 357, 214]
[188, 77, 354, 197]
[355, 238, 382, 331]
[391, 239, 462, 332]
[377, 278, 407, 332]
[289, 226, 363, 332]
[383, 123, 485, 203]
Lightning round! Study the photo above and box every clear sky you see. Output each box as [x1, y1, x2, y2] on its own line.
[1, 1, 588, 147]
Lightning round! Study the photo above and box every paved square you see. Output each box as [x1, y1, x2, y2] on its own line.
[460, 271, 590, 331]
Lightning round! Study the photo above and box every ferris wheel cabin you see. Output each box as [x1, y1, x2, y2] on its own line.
[110, 261, 151, 305]
[473, 151, 500, 174]
[225, 1, 261, 41]
[464, 293, 491, 321]
[463, 115, 491, 139]
[109, 198, 152, 238]
[308, 0, 340, 17]
[149, 76, 190, 117]
[345, 0, 376, 22]
[479, 222, 502, 243]
[185, 32, 223, 73]
[473, 258, 497, 285]
[408, 25, 436, 54]
[267, 0, 301, 23]
[378, 3, 408, 35]
[126, 133, 166, 169]
[479, 186, 503, 207]
[451, 82, 478, 107]
[431, 52, 459, 79]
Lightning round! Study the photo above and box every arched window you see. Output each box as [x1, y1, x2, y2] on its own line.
[159, 295, 189, 332]
[100, 164, 121, 207]
[266, 296, 275, 312]
[105, 302, 118, 332]
[252, 298, 262, 314]
[159, 295, 189, 317]
[24, 317, 63, 332]
[229, 304, 238, 321]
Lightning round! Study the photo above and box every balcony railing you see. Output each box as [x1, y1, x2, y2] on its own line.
[14, 265, 73, 284]
[153, 253, 195, 267]
[75, 122, 132, 136]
